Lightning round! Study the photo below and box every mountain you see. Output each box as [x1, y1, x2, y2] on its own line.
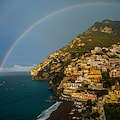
[31, 19, 120, 89]
[85, 19, 120, 34]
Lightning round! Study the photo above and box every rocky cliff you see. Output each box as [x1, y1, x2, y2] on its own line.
[31, 19, 120, 89]
[85, 19, 120, 35]
[31, 50, 72, 80]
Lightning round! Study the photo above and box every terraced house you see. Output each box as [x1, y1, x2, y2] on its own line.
[87, 70, 102, 83]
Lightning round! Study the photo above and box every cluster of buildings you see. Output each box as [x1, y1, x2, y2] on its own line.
[104, 82, 120, 103]
[57, 43, 120, 118]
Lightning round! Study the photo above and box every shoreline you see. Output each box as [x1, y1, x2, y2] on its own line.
[36, 101, 62, 120]
[46, 101, 75, 120]
[46, 101, 90, 120]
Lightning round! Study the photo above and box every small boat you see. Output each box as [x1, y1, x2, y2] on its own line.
[3, 81, 5, 83]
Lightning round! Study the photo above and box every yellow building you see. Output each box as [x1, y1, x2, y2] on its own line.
[112, 82, 120, 94]
[87, 70, 102, 83]
[107, 93, 120, 103]
[105, 82, 120, 103]
[90, 65, 97, 70]
[64, 67, 78, 74]
[62, 82, 72, 88]
[88, 70, 101, 75]
[70, 93, 82, 99]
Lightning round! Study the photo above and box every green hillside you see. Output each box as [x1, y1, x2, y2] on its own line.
[31, 19, 120, 90]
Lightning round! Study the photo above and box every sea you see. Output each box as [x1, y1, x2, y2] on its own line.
[0, 72, 60, 120]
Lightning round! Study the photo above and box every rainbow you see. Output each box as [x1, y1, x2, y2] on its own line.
[0, 2, 120, 72]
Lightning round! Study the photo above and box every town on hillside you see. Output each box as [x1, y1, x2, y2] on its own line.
[54, 43, 120, 120]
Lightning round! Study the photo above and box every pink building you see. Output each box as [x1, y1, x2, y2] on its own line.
[82, 94, 97, 101]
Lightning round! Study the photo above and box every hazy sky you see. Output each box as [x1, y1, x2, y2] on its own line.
[0, 0, 120, 72]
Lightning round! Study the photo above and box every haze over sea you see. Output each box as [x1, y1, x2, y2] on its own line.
[0, 72, 54, 120]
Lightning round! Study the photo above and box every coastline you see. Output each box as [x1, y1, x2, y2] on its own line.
[46, 101, 74, 120]
[36, 101, 62, 120]
[46, 101, 90, 120]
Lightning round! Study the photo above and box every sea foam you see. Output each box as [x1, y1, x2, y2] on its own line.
[36, 101, 62, 120]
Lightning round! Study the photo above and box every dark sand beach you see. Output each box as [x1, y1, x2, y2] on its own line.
[46, 101, 74, 120]
[46, 101, 87, 120]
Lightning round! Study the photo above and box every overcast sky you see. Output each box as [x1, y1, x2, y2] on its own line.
[0, 0, 120, 72]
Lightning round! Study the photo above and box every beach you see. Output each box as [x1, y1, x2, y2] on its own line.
[46, 100, 90, 120]
[46, 101, 74, 120]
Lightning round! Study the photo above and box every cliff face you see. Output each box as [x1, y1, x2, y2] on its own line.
[85, 19, 120, 35]
[31, 19, 120, 89]
[31, 50, 72, 81]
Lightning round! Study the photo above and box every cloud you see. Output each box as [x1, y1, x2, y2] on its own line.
[1, 64, 37, 72]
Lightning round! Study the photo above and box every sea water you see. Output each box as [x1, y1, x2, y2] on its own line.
[0, 72, 54, 120]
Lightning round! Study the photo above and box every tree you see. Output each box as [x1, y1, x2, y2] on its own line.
[87, 99, 92, 106]
[86, 99, 92, 112]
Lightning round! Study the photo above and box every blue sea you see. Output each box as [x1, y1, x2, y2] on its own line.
[0, 72, 55, 120]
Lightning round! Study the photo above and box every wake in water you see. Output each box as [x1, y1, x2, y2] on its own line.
[36, 101, 62, 120]
[0, 81, 5, 86]
[0, 84, 4, 86]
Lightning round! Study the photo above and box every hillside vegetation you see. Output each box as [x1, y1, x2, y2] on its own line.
[31, 19, 120, 90]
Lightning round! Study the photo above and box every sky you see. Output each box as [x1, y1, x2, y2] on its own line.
[0, 0, 120, 72]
